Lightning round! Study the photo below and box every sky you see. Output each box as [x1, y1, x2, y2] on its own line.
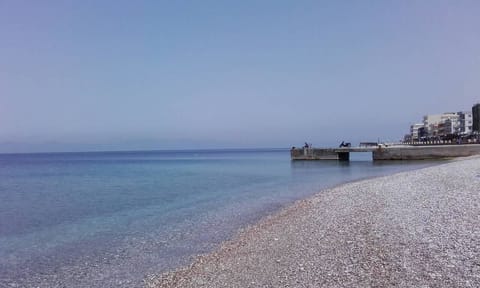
[1, 1, 479, 152]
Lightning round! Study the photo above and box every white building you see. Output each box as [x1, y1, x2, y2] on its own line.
[423, 113, 460, 136]
[423, 114, 442, 136]
[409, 110, 474, 141]
[410, 123, 425, 141]
[458, 111, 473, 134]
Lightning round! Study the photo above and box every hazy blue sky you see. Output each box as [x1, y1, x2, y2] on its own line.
[1, 1, 479, 152]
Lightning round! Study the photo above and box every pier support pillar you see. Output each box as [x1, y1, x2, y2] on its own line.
[337, 152, 350, 161]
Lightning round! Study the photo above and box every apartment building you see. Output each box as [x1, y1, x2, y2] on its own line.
[473, 104, 480, 132]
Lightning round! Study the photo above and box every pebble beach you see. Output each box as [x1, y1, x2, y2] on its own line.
[147, 157, 480, 287]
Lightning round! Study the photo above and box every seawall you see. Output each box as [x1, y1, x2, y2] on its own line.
[291, 144, 480, 161]
[372, 144, 480, 160]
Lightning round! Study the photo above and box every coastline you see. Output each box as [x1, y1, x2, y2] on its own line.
[146, 156, 480, 287]
[1, 150, 446, 288]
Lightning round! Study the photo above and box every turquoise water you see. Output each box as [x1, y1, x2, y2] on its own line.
[0, 149, 438, 287]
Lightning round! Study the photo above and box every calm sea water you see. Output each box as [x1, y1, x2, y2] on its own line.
[0, 149, 439, 287]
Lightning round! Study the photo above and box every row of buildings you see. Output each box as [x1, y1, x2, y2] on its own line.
[406, 103, 480, 142]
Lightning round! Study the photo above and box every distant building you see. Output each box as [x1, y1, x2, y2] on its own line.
[422, 113, 458, 137]
[473, 104, 480, 132]
[423, 114, 442, 136]
[423, 115, 437, 136]
[418, 126, 428, 139]
[441, 113, 460, 134]
[407, 106, 478, 142]
[410, 123, 424, 141]
[440, 119, 452, 136]
[458, 111, 473, 134]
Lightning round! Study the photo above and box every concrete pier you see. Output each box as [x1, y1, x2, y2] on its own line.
[291, 144, 480, 161]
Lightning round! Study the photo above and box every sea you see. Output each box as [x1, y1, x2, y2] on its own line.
[0, 149, 440, 287]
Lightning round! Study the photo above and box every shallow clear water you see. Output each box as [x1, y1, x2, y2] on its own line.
[0, 149, 440, 287]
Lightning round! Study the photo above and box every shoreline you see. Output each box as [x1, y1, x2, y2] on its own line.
[146, 156, 480, 287]
[1, 152, 446, 288]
